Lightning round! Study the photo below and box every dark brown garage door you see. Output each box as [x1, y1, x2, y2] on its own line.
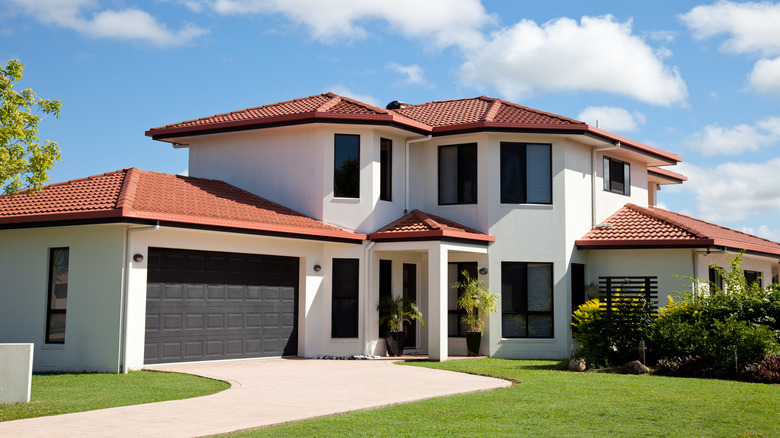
[144, 248, 298, 364]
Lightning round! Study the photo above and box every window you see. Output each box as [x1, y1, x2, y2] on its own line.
[709, 266, 723, 291]
[378, 259, 392, 336]
[332, 258, 359, 338]
[447, 262, 478, 337]
[500, 143, 552, 204]
[502, 262, 553, 338]
[571, 263, 585, 313]
[745, 270, 763, 288]
[603, 156, 630, 196]
[334, 134, 360, 198]
[439, 143, 477, 205]
[380, 138, 392, 201]
[46, 248, 69, 344]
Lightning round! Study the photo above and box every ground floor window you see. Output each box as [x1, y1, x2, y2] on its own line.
[447, 262, 478, 337]
[332, 258, 359, 338]
[46, 247, 69, 344]
[501, 262, 553, 338]
[744, 270, 763, 288]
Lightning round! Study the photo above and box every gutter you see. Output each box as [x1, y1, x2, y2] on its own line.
[404, 135, 432, 213]
[119, 221, 160, 373]
[592, 142, 621, 229]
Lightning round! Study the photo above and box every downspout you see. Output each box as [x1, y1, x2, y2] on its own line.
[591, 142, 620, 228]
[405, 135, 432, 213]
[119, 221, 160, 373]
[362, 240, 376, 356]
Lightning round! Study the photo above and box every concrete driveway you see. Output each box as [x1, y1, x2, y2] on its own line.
[0, 358, 510, 437]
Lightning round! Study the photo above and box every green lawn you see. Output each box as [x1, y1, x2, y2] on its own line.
[0, 370, 229, 422]
[226, 359, 780, 437]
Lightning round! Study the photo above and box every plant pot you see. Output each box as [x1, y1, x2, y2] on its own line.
[385, 331, 407, 357]
[465, 331, 482, 356]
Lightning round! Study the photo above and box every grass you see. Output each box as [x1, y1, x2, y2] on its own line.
[225, 359, 780, 437]
[0, 370, 229, 422]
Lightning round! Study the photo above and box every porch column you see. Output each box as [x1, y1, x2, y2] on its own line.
[427, 244, 448, 361]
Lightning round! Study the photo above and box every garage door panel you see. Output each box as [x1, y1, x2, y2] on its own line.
[144, 248, 298, 364]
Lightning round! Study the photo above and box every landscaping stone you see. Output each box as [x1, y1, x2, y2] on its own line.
[568, 358, 586, 372]
[626, 360, 650, 374]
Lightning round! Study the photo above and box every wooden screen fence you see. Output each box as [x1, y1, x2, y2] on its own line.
[598, 276, 659, 324]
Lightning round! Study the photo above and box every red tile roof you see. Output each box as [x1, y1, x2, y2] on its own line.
[369, 209, 495, 243]
[576, 204, 780, 257]
[146, 93, 681, 165]
[0, 168, 365, 241]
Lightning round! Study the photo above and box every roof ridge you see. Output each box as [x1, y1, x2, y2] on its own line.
[626, 203, 707, 239]
[332, 93, 391, 114]
[115, 167, 140, 211]
[647, 205, 780, 247]
[483, 99, 501, 122]
[494, 97, 586, 125]
[317, 95, 341, 112]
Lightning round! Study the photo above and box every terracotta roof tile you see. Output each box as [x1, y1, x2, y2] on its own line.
[577, 204, 780, 257]
[0, 169, 364, 241]
[369, 209, 495, 242]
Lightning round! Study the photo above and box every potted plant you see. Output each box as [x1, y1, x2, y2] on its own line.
[377, 295, 425, 357]
[455, 270, 498, 356]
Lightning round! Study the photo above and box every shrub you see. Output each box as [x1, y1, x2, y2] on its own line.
[655, 355, 711, 378]
[741, 355, 780, 384]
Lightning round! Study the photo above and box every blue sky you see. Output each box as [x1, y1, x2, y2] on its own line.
[2, 0, 778, 240]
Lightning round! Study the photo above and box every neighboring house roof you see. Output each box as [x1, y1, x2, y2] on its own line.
[146, 93, 681, 165]
[576, 203, 780, 258]
[648, 166, 687, 184]
[0, 168, 365, 242]
[369, 209, 495, 243]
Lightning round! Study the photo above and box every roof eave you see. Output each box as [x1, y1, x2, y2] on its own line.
[368, 229, 495, 243]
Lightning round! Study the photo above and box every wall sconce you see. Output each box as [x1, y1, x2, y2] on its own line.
[133, 253, 144, 263]
[478, 267, 488, 275]
[313, 264, 322, 272]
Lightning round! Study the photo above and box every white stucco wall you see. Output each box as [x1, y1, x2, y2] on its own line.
[0, 224, 126, 372]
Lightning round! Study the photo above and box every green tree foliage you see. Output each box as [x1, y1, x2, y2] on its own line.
[1, 59, 62, 195]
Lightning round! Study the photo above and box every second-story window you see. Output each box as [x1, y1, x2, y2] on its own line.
[500, 142, 552, 204]
[380, 138, 392, 201]
[334, 134, 360, 198]
[603, 156, 630, 196]
[439, 143, 477, 205]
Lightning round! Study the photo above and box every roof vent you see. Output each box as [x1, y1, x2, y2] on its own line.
[386, 100, 410, 110]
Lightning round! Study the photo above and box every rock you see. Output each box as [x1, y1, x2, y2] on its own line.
[568, 358, 586, 372]
[626, 360, 650, 374]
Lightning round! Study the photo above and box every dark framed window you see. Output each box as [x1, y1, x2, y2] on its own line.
[380, 138, 392, 202]
[439, 143, 477, 205]
[745, 270, 763, 288]
[46, 247, 69, 344]
[502, 262, 553, 338]
[709, 266, 723, 291]
[571, 263, 585, 313]
[332, 258, 359, 338]
[448, 262, 478, 337]
[334, 134, 360, 198]
[378, 259, 392, 336]
[603, 156, 630, 196]
[500, 142, 552, 204]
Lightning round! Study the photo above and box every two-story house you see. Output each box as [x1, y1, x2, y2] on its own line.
[2, 93, 779, 372]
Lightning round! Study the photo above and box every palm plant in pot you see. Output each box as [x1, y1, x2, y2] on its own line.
[377, 295, 425, 357]
[455, 270, 498, 356]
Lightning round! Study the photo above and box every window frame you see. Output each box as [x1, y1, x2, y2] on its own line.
[501, 262, 554, 339]
[334, 134, 360, 198]
[438, 143, 478, 205]
[379, 138, 392, 202]
[500, 142, 552, 205]
[603, 156, 631, 196]
[46, 247, 69, 344]
[331, 258, 360, 338]
[744, 270, 763, 288]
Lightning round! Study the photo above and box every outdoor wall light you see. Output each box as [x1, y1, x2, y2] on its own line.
[313, 264, 322, 272]
[133, 253, 144, 262]
[478, 267, 488, 275]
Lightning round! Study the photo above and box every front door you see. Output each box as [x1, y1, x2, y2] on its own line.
[402, 263, 417, 349]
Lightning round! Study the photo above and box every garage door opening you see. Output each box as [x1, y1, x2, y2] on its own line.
[144, 248, 299, 364]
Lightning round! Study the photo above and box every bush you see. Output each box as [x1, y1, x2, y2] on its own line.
[741, 355, 780, 384]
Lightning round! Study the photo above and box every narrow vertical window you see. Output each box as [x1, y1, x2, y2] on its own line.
[380, 138, 392, 201]
[500, 142, 551, 204]
[46, 248, 69, 344]
[378, 259, 392, 336]
[334, 134, 360, 198]
[438, 143, 477, 205]
[332, 258, 359, 338]
[708, 267, 723, 291]
[603, 156, 630, 196]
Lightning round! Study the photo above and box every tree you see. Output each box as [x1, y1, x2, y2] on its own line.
[1, 59, 62, 195]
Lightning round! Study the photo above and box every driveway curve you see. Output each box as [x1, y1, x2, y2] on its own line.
[0, 358, 510, 437]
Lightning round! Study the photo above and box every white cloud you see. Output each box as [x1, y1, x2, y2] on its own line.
[741, 225, 780, 242]
[327, 85, 380, 107]
[680, 1, 780, 57]
[748, 56, 780, 95]
[208, 0, 493, 49]
[459, 16, 687, 106]
[387, 62, 426, 85]
[9, 0, 208, 47]
[684, 117, 780, 156]
[673, 159, 780, 222]
[577, 106, 646, 132]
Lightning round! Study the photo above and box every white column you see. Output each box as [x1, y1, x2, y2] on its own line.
[427, 244, 448, 361]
